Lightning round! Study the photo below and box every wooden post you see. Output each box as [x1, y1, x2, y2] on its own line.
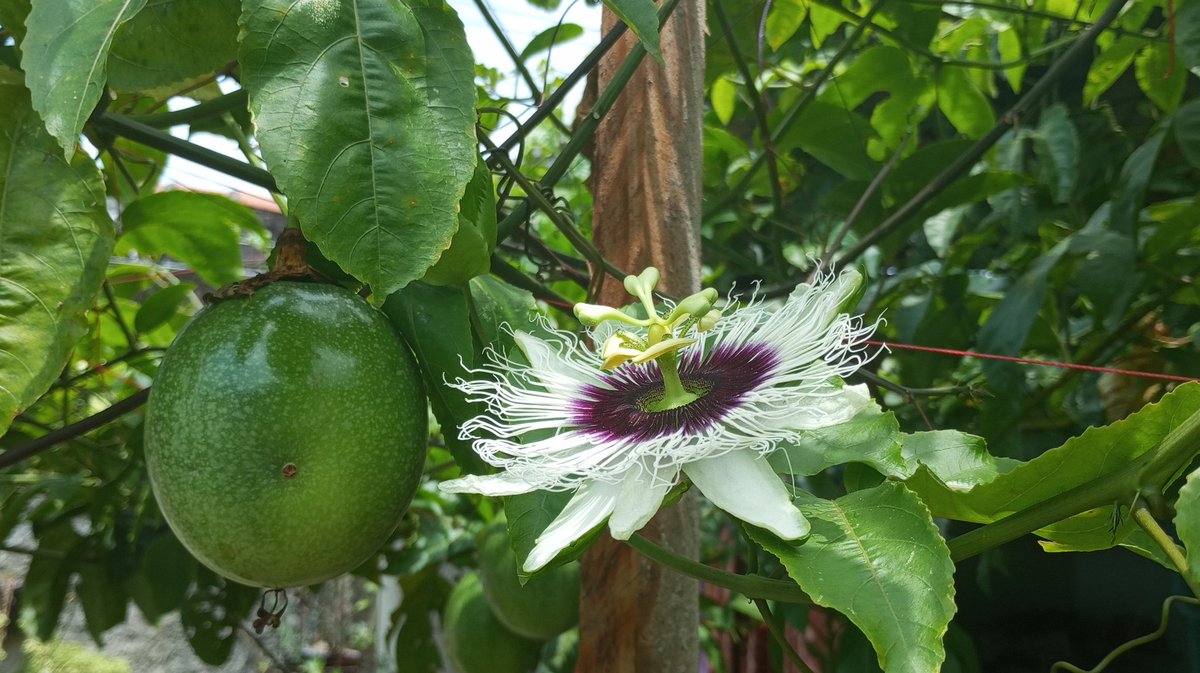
[575, 2, 705, 672]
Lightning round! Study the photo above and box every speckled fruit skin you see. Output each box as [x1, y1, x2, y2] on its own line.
[478, 521, 580, 639]
[144, 281, 427, 588]
[443, 572, 542, 673]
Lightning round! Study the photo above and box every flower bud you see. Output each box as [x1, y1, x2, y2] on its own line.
[697, 309, 722, 332]
[574, 302, 639, 326]
[667, 288, 719, 323]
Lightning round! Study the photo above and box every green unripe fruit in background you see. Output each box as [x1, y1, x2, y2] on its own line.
[478, 520, 580, 639]
[145, 282, 427, 588]
[442, 572, 542, 673]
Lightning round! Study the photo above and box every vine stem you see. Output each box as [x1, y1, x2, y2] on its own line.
[625, 534, 812, 604]
[1131, 503, 1200, 599]
[1050, 595, 1200, 673]
[0, 389, 151, 470]
[947, 402, 1200, 562]
[494, 0, 684, 244]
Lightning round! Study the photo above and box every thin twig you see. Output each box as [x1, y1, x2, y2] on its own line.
[0, 389, 151, 470]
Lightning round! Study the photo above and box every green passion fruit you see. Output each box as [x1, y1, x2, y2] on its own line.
[144, 281, 427, 588]
[478, 520, 580, 639]
[443, 572, 542, 673]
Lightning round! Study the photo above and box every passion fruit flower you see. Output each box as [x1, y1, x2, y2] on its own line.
[440, 268, 879, 572]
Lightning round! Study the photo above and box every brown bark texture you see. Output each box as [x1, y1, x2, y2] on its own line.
[574, 1, 706, 672]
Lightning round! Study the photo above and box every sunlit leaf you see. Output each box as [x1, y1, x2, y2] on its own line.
[769, 405, 910, 478]
[765, 0, 806, 51]
[20, 0, 147, 155]
[115, 191, 261, 288]
[519, 23, 584, 61]
[710, 75, 737, 126]
[0, 66, 115, 436]
[936, 66, 993, 139]
[602, 0, 660, 61]
[1135, 43, 1185, 113]
[240, 0, 477, 295]
[1176, 467, 1200, 581]
[750, 482, 956, 673]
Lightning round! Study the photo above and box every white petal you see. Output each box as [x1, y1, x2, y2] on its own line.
[524, 480, 621, 572]
[514, 331, 580, 383]
[607, 465, 679, 540]
[760, 382, 873, 431]
[683, 451, 810, 540]
[438, 471, 541, 496]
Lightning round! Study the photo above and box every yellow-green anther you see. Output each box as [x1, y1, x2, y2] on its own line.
[697, 309, 722, 332]
[667, 288, 719, 322]
[574, 303, 643, 327]
[600, 332, 643, 370]
[647, 322, 668, 346]
[630, 337, 697, 364]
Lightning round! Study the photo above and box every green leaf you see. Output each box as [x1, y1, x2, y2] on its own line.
[906, 384, 1200, 556]
[1111, 129, 1166, 235]
[77, 559, 128, 645]
[1083, 37, 1139, 105]
[976, 238, 1069, 384]
[1176, 467, 1200, 581]
[421, 157, 497, 287]
[20, 0, 147, 156]
[710, 75, 737, 126]
[765, 0, 806, 51]
[115, 191, 259, 287]
[1032, 103, 1078, 204]
[383, 281, 487, 474]
[769, 405, 911, 478]
[936, 66, 994, 139]
[749, 482, 956, 673]
[391, 566, 452, 673]
[180, 567, 258, 666]
[134, 283, 194, 335]
[782, 100, 878, 180]
[1175, 0, 1200, 73]
[20, 521, 83, 640]
[106, 0, 240, 91]
[901, 430, 1019, 492]
[240, 0, 477, 295]
[504, 489, 605, 579]
[0, 66, 115, 436]
[997, 28, 1025, 92]
[125, 532, 195, 624]
[469, 274, 545, 344]
[519, 23, 584, 61]
[1135, 43, 1186, 113]
[1174, 98, 1200, 169]
[601, 0, 660, 61]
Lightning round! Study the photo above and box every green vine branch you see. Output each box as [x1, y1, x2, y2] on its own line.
[89, 111, 278, 192]
[1131, 503, 1200, 599]
[625, 534, 813, 604]
[947, 404, 1200, 562]
[494, 0, 684, 244]
[1050, 595, 1200, 673]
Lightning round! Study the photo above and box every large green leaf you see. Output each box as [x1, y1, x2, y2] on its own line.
[20, 0, 147, 156]
[421, 157, 496, 287]
[1174, 98, 1200, 170]
[901, 430, 1019, 492]
[239, 0, 477, 295]
[602, 0, 660, 61]
[391, 566, 452, 673]
[519, 23, 584, 61]
[1083, 37, 1139, 105]
[1135, 42, 1185, 113]
[0, 67, 115, 436]
[765, 0, 807, 51]
[782, 100, 878, 180]
[936, 66, 993, 139]
[1032, 103, 1078, 204]
[749, 482, 956, 673]
[115, 191, 263, 287]
[1177, 467, 1200, 582]
[106, 0, 240, 91]
[382, 281, 487, 474]
[906, 384, 1200, 554]
[769, 405, 911, 478]
[180, 567, 259, 665]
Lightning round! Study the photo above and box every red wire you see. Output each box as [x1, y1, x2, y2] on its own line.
[865, 340, 1199, 383]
